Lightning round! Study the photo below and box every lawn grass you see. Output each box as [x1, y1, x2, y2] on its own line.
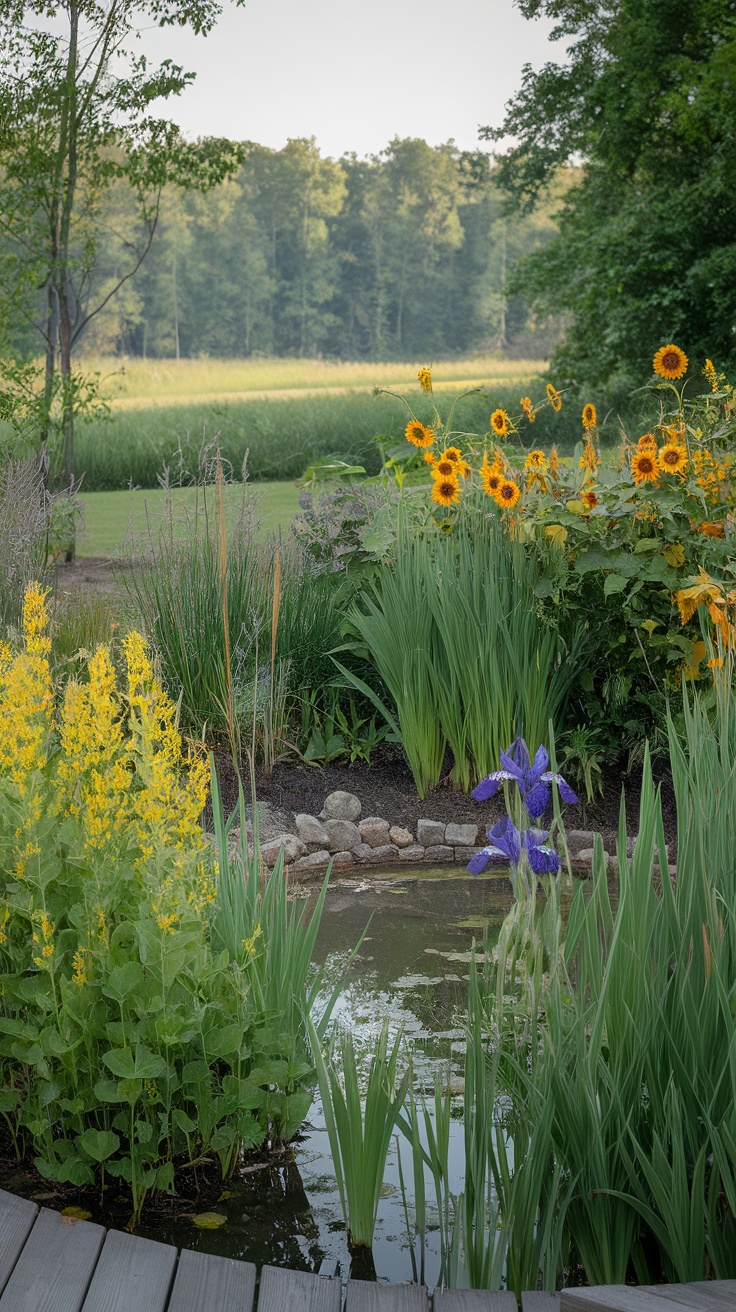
[77, 481, 301, 558]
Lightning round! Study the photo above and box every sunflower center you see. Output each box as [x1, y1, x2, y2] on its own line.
[500, 485, 514, 500]
[662, 351, 680, 371]
[664, 451, 679, 466]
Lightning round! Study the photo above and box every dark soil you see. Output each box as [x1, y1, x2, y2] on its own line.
[215, 745, 678, 853]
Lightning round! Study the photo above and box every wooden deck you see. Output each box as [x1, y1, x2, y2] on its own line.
[0, 1188, 734, 1311]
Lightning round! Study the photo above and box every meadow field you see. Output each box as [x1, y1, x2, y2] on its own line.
[71, 354, 561, 492]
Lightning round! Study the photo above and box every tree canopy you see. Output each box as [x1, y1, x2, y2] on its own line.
[483, 0, 736, 387]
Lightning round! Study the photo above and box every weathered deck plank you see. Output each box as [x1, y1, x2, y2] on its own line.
[257, 1264, 342, 1312]
[79, 1228, 176, 1312]
[345, 1279, 430, 1310]
[0, 1192, 37, 1298]
[433, 1291, 518, 1311]
[561, 1285, 736, 1311]
[0, 1207, 105, 1312]
[521, 1295, 561, 1312]
[167, 1247, 256, 1312]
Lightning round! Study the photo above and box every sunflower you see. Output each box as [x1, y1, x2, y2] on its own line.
[433, 458, 456, 478]
[431, 475, 460, 508]
[638, 433, 658, 452]
[653, 343, 688, 380]
[418, 366, 432, 393]
[423, 451, 436, 465]
[658, 443, 688, 476]
[582, 402, 597, 430]
[481, 465, 503, 498]
[405, 419, 434, 448]
[546, 383, 562, 412]
[490, 409, 510, 436]
[443, 446, 462, 464]
[493, 479, 521, 509]
[582, 489, 598, 511]
[631, 450, 659, 485]
[520, 396, 535, 423]
[524, 449, 548, 471]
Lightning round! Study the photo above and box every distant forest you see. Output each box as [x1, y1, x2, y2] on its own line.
[4, 137, 565, 363]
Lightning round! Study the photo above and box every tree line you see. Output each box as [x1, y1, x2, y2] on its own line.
[24, 138, 561, 364]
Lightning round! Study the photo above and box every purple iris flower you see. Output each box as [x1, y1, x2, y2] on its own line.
[467, 816, 560, 876]
[472, 737, 578, 819]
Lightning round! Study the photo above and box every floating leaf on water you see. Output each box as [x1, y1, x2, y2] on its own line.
[61, 1206, 92, 1220]
[192, 1211, 227, 1229]
[452, 915, 489, 929]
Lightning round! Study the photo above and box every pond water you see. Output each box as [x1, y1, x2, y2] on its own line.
[132, 868, 515, 1286]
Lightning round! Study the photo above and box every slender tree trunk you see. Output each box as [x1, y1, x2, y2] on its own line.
[172, 253, 180, 359]
[496, 221, 508, 350]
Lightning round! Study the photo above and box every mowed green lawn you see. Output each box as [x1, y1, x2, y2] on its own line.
[77, 482, 302, 557]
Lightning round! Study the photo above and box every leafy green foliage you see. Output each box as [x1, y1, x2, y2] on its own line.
[487, 0, 736, 386]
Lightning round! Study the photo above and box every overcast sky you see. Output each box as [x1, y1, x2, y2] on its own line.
[133, 0, 561, 159]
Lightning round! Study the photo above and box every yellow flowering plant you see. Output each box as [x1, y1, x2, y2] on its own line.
[378, 349, 735, 750]
[0, 585, 325, 1223]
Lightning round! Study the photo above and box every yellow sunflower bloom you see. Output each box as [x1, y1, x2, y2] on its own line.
[423, 451, 436, 465]
[638, 433, 658, 452]
[582, 402, 597, 430]
[418, 366, 432, 393]
[658, 443, 688, 476]
[490, 409, 510, 436]
[524, 449, 548, 471]
[443, 446, 462, 464]
[431, 475, 460, 508]
[493, 479, 521, 510]
[433, 458, 456, 478]
[405, 419, 434, 449]
[653, 343, 688, 380]
[631, 450, 659, 486]
[481, 466, 503, 498]
[546, 383, 562, 412]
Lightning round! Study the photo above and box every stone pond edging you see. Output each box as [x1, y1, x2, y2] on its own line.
[252, 789, 675, 879]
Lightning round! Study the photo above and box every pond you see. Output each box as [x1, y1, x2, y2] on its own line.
[132, 868, 515, 1286]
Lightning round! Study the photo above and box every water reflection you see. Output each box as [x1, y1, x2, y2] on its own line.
[139, 871, 515, 1284]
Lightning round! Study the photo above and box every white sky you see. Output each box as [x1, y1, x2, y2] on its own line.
[132, 0, 562, 158]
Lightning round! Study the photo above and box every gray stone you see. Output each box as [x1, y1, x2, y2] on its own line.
[363, 843, 399, 865]
[321, 790, 361, 822]
[573, 847, 611, 870]
[424, 844, 454, 863]
[389, 825, 414, 848]
[359, 817, 391, 847]
[331, 850, 354, 870]
[324, 818, 361, 852]
[261, 833, 306, 867]
[294, 850, 330, 874]
[445, 822, 478, 847]
[295, 813, 330, 847]
[565, 829, 597, 855]
[417, 819, 446, 847]
[398, 844, 425, 862]
[352, 843, 374, 862]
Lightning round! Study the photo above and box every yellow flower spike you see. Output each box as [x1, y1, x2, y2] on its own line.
[22, 583, 51, 659]
[417, 366, 432, 394]
[520, 396, 535, 423]
[703, 358, 719, 392]
[579, 438, 600, 472]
